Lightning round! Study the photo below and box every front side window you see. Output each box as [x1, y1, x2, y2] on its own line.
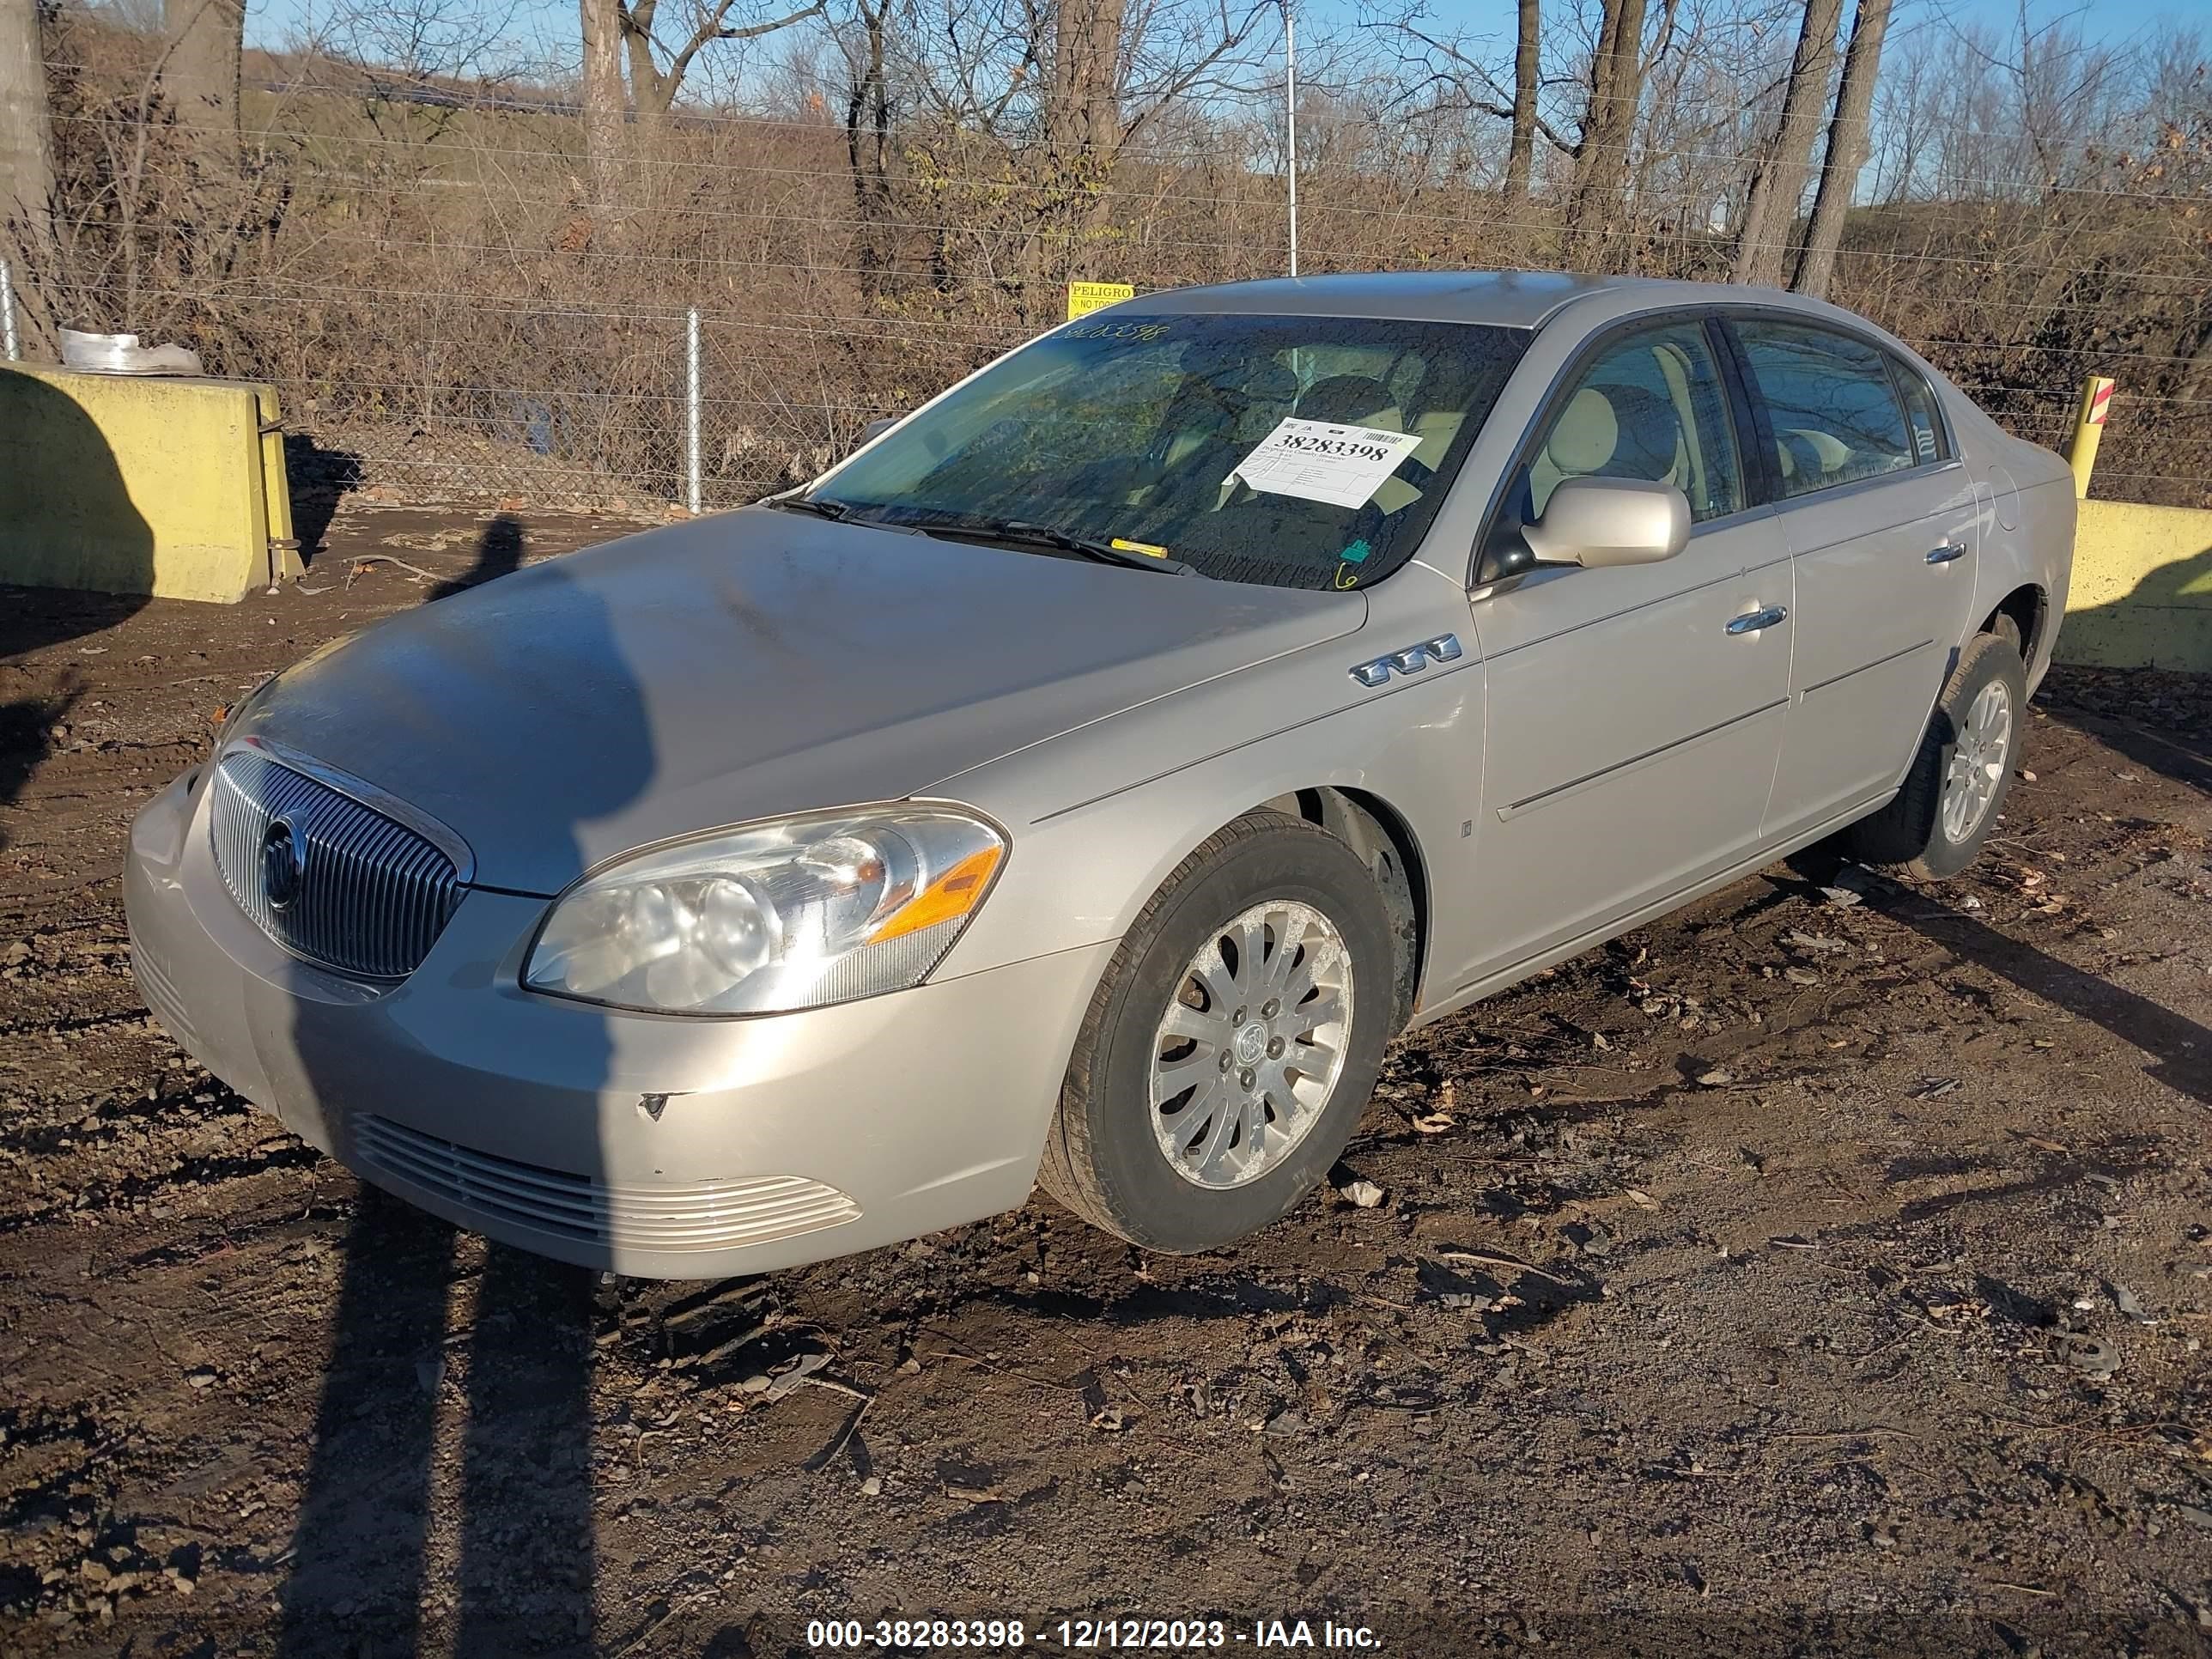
[1478, 319, 1742, 580]
[811, 314, 1528, 591]
[1734, 319, 1916, 496]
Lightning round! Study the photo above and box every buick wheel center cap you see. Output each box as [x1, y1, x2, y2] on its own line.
[1234, 1021, 1269, 1066]
[262, 817, 307, 910]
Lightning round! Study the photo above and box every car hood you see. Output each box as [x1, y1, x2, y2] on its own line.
[232, 508, 1364, 893]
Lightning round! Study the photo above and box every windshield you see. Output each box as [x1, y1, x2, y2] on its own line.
[809, 313, 1529, 591]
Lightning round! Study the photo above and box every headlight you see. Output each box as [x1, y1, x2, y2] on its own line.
[523, 805, 1006, 1016]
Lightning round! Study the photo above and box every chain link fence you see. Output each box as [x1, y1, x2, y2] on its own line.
[15, 3, 2212, 522]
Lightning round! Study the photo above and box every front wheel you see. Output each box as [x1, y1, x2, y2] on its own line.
[1848, 629, 2027, 879]
[1036, 811, 1395, 1253]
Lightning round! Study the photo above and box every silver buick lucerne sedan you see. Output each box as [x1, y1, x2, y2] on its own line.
[126, 271, 2075, 1278]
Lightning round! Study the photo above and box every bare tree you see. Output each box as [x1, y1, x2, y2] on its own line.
[1865, 15, 1930, 203]
[838, 0, 894, 296]
[620, 0, 823, 123]
[1029, 0, 1267, 292]
[1504, 0, 1538, 202]
[317, 0, 526, 148]
[1731, 0, 1842, 286]
[1793, 0, 1889, 299]
[161, 0, 246, 169]
[0, 0, 54, 353]
[579, 0, 625, 204]
[1564, 0, 1649, 263]
[1364, 3, 1564, 201]
[1044, 0, 1130, 194]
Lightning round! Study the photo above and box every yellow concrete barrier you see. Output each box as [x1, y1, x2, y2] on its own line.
[2063, 499, 2212, 673]
[0, 363, 299, 605]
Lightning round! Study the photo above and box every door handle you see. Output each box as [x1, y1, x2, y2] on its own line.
[1926, 542, 1968, 564]
[1726, 605, 1788, 635]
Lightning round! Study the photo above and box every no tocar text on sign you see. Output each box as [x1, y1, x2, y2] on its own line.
[1067, 282, 1135, 320]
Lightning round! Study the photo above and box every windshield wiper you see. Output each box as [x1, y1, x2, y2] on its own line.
[918, 514, 1198, 576]
[762, 493, 854, 522]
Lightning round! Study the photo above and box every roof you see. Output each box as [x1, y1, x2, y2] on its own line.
[1127, 270, 1729, 331]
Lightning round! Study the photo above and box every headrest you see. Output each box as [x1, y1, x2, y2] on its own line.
[1601, 384, 1682, 482]
[1545, 387, 1618, 474]
[1778, 426, 1851, 476]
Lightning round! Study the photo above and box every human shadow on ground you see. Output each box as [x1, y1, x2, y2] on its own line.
[428, 514, 527, 599]
[268, 535, 653, 1656]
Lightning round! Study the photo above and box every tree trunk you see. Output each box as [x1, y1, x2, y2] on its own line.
[1792, 0, 1892, 300]
[623, 5, 673, 130]
[1504, 0, 1540, 204]
[1732, 0, 1844, 287]
[844, 0, 893, 301]
[1026, 0, 1127, 297]
[161, 0, 245, 172]
[1564, 0, 1647, 263]
[622, 0, 819, 136]
[579, 0, 627, 209]
[0, 0, 53, 354]
[1047, 0, 1127, 200]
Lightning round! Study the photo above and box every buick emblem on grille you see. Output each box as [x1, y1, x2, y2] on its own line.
[261, 817, 307, 910]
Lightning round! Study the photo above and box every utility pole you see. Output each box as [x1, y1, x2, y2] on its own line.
[1283, 5, 1298, 277]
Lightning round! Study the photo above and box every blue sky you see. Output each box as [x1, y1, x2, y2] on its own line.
[245, 0, 2209, 85]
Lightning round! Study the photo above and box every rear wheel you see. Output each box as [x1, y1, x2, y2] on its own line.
[1037, 812, 1393, 1252]
[1848, 628, 2027, 880]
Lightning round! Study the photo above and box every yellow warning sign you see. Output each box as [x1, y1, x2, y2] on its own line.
[1066, 281, 1135, 321]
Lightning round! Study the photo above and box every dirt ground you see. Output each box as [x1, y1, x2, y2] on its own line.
[3, 503, 2211, 1659]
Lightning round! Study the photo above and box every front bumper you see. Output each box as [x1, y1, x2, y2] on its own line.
[124, 768, 1113, 1278]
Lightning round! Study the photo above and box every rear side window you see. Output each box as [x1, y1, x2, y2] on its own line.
[1734, 319, 1915, 497]
[1891, 362, 1948, 465]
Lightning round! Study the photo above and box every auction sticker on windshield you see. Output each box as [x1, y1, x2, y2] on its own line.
[1228, 417, 1425, 509]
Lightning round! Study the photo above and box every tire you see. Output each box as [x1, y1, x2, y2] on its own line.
[1036, 811, 1395, 1253]
[1846, 627, 2027, 880]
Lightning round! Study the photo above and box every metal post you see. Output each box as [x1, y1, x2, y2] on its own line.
[1283, 9, 1298, 279]
[2067, 373, 2113, 501]
[685, 307, 702, 515]
[1, 260, 18, 362]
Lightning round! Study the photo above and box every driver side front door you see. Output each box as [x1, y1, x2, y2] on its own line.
[1458, 318, 1791, 988]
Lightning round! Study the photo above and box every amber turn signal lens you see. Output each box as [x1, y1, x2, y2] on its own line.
[867, 845, 1005, 944]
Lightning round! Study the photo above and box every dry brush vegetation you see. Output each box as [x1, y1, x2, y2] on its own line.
[9, 0, 2212, 514]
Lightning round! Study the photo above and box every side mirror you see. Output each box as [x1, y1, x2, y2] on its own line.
[856, 416, 897, 448]
[1522, 477, 1691, 569]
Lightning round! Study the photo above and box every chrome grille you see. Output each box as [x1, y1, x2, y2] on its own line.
[210, 748, 464, 979]
[353, 1116, 862, 1252]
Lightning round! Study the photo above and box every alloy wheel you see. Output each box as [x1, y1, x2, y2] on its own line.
[1148, 900, 1353, 1189]
[1941, 678, 2013, 844]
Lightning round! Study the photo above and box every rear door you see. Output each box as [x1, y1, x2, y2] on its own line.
[1456, 316, 1790, 987]
[1725, 316, 1983, 838]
